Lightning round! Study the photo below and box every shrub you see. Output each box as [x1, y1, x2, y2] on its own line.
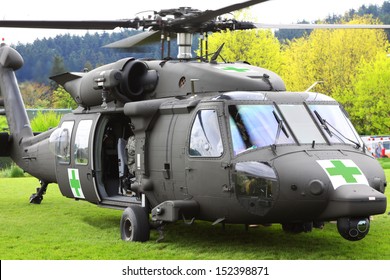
[0, 116, 9, 132]
[378, 158, 390, 169]
[0, 163, 25, 178]
[30, 110, 61, 132]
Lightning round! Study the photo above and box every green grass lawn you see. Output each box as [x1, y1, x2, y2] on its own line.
[0, 172, 389, 260]
[378, 158, 390, 169]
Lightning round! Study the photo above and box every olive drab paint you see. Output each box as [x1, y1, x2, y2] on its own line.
[0, 0, 387, 242]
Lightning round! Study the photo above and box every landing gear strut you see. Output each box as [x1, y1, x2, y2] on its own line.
[29, 181, 48, 204]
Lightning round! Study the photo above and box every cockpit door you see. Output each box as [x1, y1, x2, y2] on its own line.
[54, 114, 101, 203]
[185, 107, 232, 218]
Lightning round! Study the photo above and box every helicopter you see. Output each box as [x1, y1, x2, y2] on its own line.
[0, 0, 387, 242]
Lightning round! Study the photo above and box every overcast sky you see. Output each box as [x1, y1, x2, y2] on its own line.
[0, 0, 387, 44]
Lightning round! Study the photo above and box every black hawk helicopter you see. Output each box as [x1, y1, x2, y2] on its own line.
[0, 0, 387, 242]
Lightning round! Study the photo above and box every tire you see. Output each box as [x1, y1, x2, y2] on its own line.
[282, 222, 312, 233]
[120, 206, 150, 242]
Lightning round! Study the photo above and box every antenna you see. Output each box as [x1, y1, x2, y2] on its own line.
[210, 43, 225, 63]
[305, 81, 324, 92]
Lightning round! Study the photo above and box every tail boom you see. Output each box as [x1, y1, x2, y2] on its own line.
[0, 44, 56, 182]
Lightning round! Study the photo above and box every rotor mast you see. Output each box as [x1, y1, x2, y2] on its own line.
[0, 1, 269, 60]
[177, 33, 193, 59]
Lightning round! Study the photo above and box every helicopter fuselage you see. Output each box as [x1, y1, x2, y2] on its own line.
[0, 44, 387, 242]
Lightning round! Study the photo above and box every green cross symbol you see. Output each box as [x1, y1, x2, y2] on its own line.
[69, 169, 82, 197]
[326, 160, 361, 183]
[222, 66, 249, 72]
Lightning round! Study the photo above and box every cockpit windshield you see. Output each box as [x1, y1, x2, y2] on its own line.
[228, 105, 294, 155]
[309, 104, 362, 146]
[278, 104, 326, 144]
[228, 102, 361, 156]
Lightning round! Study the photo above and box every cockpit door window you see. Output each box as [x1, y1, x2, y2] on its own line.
[189, 109, 223, 157]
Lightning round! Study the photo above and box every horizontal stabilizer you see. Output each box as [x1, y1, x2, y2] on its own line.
[50, 72, 84, 86]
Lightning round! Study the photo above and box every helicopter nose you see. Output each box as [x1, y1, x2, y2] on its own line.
[272, 151, 387, 221]
[318, 183, 386, 220]
[316, 158, 386, 220]
[272, 154, 330, 219]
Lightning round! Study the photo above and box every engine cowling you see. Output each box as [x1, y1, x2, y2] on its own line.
[51, 58, 158, 107]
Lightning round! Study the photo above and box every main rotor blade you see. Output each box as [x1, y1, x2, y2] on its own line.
[170, 0, 270, 27]
[255, 23, 390, 29]
[103, 31, 160, 48]
[0, 20, 138, 30]
[0, 1, 270, 32]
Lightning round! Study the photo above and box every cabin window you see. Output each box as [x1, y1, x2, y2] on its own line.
[50, 121, 74, 164]
[189, 110, 223, 157]
[74, 120, 93, 165]
[228, 105, 294, 155]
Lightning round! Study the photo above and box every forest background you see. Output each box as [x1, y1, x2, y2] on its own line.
[0, 2, 389, 135]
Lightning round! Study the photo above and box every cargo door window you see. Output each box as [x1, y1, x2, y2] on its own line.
[74, 120, 93, 165]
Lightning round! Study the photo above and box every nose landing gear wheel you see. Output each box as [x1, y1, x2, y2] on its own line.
[120, 205, 150, 242]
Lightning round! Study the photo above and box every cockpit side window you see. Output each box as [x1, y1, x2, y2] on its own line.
[189, 109, 223, 157]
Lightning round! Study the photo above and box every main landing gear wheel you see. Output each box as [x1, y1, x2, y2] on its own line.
[282, 222, 313, 233]
[29, 191, 43, 204]
[120, 205, 150, 242]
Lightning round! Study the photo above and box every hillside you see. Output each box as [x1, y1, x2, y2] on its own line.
[11, 1, 390, 83]
[275, 1, 390, 41]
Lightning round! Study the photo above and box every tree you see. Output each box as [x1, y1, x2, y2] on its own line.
[275, 20, 312, 43]
[84, 61, 93, 72]
[334, 52, 390, 135]
[51, 86, 78, 109]
[19, 82, 52, 108]
[30, 110, 61, 132]
[204, 29, 283, 73]
[281, 16, 389, 95]
[51, 54, 67, 76]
